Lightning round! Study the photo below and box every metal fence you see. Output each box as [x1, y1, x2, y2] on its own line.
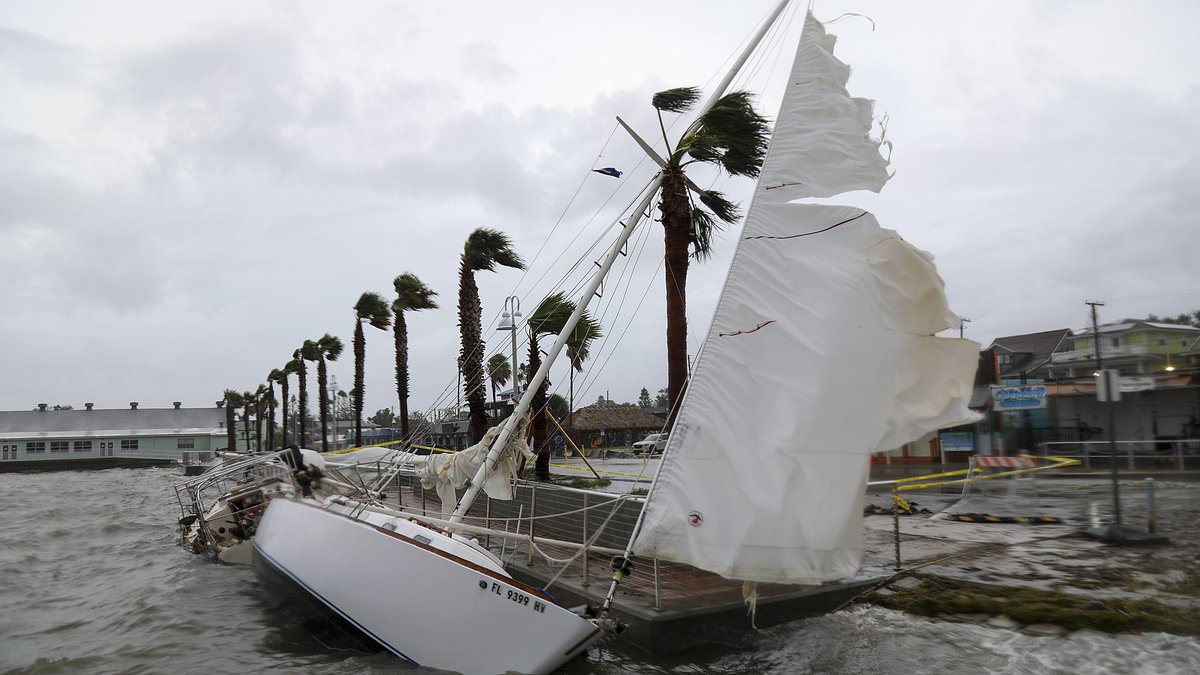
[1038, 439, 1200, 470]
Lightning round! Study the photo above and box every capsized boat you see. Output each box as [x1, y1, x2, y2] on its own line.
[252, 1, 979, 672]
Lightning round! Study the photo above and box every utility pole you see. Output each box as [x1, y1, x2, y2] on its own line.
[1086, 300, 1123, 536]
[959, 317, 972, 339]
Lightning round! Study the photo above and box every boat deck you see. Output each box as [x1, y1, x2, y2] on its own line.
[376, 473, 883, 656]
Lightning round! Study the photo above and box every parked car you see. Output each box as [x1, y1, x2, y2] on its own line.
[632, 433, 668, 456]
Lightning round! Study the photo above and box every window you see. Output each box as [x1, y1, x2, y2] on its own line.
[177, 437, 194, 449]
[1111, 338, 1120, 347]
[73, 440, 92, 452]
[1159, 338, 1166, 346]
[26, 441, 45, 454]
[50, 441, 69, 453]
[120, 439, 139, 450]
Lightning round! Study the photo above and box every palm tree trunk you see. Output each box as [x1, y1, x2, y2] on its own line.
[243, 402, 252, 451]
[529, 338, 551, 480]
[297, 357, 308, 448]
[661, 168, 691, 429]
[395, 311, 411, 440]
[458, 260, 488, 443]
[267, 383, 277, 451]
[318, 357, 330, 453]
[354, 320, 365, 447]
[280, 379, 290, 447]
[225, 405, 237, 452]
[255, 404, 262, 451]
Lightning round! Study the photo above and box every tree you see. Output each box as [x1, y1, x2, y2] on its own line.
[526, 292, 601, 479]
[458, 228, 525, 443]
[655, 388, 669, 410]
[487, 353, 511, 404]
[638, 387, 653, 409]
[241, 390, 255, 452]
[393, 273, 438, 441]
[547, 393, 570, 425]
[295, 344, 314, 447]
[253, 384, 268, 451]
[275, 360, 299, 447]
[265, 367, 285, 446]
[651, 86, 768, 427]
[353, 292, 392, 447]
[369, 408, 397, 427]
[307, 334, 344, 453]
[266, 370, 285, 451]
[222, 389, 244, 452]
[1146, 311, 1200, 328]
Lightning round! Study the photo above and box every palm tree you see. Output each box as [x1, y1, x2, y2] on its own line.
[309, 334, 344, 453]
[276, 360, 299, 447]
[353, 292, 392, 447]
[487, 353, 511, 404]
[253, 384, 268, 451]
[393, 273, 438, 441]
[566, 313, 599, 433]
[526, 293, 601, 479]
[651, 86, 769, 426]
[458, 228, 525, 443]
[266, 368, 286, 450]
[295, 344, 315, 448]
[241, 390, 256, 452]
[222, 389, 244, 452]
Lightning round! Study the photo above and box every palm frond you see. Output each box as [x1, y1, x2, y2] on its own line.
[567, 316, 601, 370]
[653, 86, 701, 113]
[354, 291, 392, 330]
[318, 333, 344, 361]
[393, 272, 439, 311]
[267, 368, 285, 383]
[301, 339, 320, 361]
[698, 189, 740, 224]
[689, 205, 719, 260]
[527, 292, 575, 338]
[690, 91, 770, 178]
[463, 227, 526, 272]
[487, 353, 511, 387]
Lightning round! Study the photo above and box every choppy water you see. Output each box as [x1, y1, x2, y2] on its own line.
[2, 468, 1198, 675]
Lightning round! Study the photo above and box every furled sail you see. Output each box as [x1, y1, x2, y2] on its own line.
[630, 12, 979, 583]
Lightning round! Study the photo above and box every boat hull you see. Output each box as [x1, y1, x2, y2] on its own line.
[253, 498, 601, 675]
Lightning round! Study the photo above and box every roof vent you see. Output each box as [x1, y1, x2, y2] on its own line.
[37, 403, 48, 412]
[129, 402, 138, 410]
[173, 401, 182, 409]
[85, 402, 94, 411]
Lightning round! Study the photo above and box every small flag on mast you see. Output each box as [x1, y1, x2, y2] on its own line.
[592, 167, 623, 178]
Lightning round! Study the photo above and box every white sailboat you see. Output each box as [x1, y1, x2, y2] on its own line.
[251, 2, 979, 673]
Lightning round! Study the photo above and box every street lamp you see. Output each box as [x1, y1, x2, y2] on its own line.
[498, 296, 522, 404]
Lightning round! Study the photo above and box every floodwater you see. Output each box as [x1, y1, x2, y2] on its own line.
[2, 468, 1199, 675]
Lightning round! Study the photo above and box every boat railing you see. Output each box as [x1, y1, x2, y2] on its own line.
[367, 472, 706, 607]
[173, 451, 293, 522]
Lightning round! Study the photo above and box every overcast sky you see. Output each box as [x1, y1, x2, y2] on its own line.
[2, 0, 1197, 418]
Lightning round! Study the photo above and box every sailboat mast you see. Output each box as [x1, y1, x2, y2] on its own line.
[449, 0, 795, 526]
[598, 0, 797, 611]
[448, 179, 663, 523]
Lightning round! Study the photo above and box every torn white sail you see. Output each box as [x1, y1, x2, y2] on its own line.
[758, 11, 890, 200]
[630, 13, 978, 583]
